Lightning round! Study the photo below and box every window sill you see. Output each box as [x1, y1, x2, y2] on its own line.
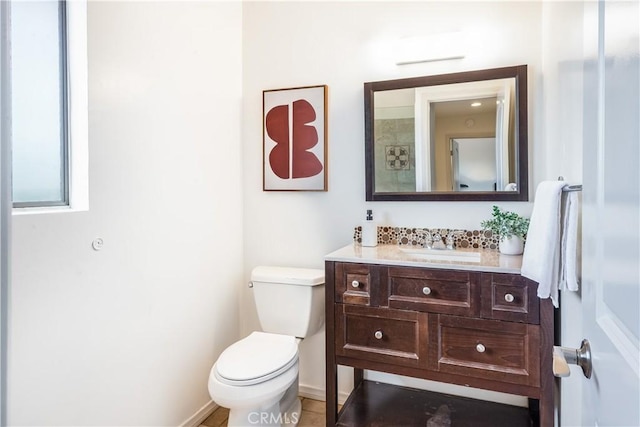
[12, 205, 88, 216]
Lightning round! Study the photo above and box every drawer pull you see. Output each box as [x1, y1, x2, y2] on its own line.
[476, 343, 486, 353]
[504, 293, 515, 303]
[374, 330, 383, 340]
[351, 280, 360, 288]
[422, 286, 432, 295]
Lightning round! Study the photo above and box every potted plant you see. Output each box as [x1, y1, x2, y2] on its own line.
[481, 205, 530, 255]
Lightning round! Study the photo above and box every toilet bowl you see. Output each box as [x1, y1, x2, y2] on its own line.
[208, 266, 325, 427]
[208, 332, 301, 426]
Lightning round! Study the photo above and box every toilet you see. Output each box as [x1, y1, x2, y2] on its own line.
[208, 266, 325, 427]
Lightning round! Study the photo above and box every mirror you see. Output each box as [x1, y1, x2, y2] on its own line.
[365, 65, 528, 201]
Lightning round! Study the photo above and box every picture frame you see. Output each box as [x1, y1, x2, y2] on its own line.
[263, 85, 328, 191]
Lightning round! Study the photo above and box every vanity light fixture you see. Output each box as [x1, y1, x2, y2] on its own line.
[394, 31, 466, 66]
[471, 101, 482, 107]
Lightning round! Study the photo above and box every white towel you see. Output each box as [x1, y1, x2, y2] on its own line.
[521, 181, 579, 307]
[559, 191, 580, 292]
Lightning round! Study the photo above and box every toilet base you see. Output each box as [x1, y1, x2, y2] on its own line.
[226, 378, 301, 427]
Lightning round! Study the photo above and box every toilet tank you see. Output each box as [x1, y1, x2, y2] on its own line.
[251, 266, 325, 338]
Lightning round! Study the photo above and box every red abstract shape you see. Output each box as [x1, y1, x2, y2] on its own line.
[265, 104, 290, 179]
[292, 99, 323, 178]
[265, 99, 323, 181]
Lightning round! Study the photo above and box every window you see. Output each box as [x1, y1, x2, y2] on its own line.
[10, 0, 87, 211]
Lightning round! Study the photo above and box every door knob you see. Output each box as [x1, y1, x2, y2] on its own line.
[553, 339, 592, 379]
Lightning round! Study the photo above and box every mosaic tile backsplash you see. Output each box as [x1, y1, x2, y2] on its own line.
[354, 226, 499, 250]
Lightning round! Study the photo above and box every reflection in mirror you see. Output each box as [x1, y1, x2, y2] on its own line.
[365, 65, 528, 202]
[452, 137, 497, 192]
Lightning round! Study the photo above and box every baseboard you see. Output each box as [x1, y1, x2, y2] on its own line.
[179, 399, 218, 427]
[298, 384, 350, 405]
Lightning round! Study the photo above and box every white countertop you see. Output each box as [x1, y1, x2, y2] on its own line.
[325, 244, 523, 274]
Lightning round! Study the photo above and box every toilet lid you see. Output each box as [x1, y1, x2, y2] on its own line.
[215, 332, 298, 386]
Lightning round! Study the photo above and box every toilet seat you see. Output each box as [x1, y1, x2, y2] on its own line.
[214, 331, 298, 386]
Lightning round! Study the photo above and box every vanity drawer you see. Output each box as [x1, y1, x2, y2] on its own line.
[386, 267, 480, 317]
[428, 314, 540, 387]
[335, 263, 372, 305]
[336, 304, 428, 369]
[481, 273, 539, 324]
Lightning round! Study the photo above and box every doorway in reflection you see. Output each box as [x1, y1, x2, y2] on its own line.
[431, 97, 498, 191]
[451, 137, 497, 192]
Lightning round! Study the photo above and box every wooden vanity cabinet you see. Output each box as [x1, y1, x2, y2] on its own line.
[325, 261, 554, 427]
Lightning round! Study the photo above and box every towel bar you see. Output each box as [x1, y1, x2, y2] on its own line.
[558, 176, 583, 192]
[562, 184, 582, 192]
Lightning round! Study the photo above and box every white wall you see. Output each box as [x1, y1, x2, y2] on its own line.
[9, 2, 243, 425]
[242, 1, 544, 403]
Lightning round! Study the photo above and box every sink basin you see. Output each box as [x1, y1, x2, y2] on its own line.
[399, 248, 482, 263]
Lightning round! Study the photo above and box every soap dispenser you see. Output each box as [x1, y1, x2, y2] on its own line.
[361, 210, 378, 247]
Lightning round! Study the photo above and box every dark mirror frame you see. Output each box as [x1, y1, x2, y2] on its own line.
[365, 65, 528, 202]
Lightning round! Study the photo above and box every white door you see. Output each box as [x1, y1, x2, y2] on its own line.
[581, 1, 639, 425]
[451, 138, 497, 192]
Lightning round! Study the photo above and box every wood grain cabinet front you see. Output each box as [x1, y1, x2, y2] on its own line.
[325, 260, 554, 427]
[335, 304, 428, 369]
[481, 273, 539, 323]
[334, 262, 372, 306]
[428, 314, 540, 387]
[387, 266, 480, 317]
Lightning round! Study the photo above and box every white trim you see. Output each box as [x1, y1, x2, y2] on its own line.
[66, 0, 89, 212]
[299, 384, 349, 405]
[12, 205, 87, 216]
[0, 1, 12, 424]
[298, 384, 325, 402]
[413, 93, 432, 191]
[179, 399, 218, 427]
[597, 314, 640, 377]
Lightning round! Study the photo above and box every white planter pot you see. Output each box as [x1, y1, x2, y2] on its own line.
[499, 236, 524, 255]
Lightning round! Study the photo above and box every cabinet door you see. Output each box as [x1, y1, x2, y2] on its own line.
[387, 267, 480, 317]
[336, 304, 428, 369]
[480, 273, 539, 324]
[428, 314, 540, 387]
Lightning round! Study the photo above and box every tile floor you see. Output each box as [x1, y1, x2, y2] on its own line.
[200, 397, 326, 427]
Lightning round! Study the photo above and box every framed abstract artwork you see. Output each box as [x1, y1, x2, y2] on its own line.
[263, 85, 328, 191]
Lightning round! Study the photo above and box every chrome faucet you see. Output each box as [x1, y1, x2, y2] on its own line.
[429, 232, 447, 250]
[422, 231, 460, 250]
[445, 233, 455, 250]
[445, 230, 465, 250]
[421, 231, 433, 249]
